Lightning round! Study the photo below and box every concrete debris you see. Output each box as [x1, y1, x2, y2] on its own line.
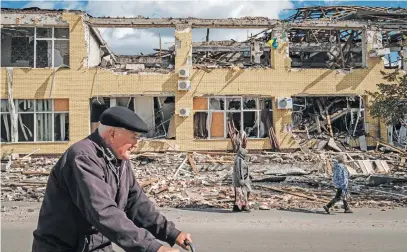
[1, 151, 406, 210]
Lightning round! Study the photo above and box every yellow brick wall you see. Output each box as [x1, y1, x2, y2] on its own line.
[0, 13, 396, 154]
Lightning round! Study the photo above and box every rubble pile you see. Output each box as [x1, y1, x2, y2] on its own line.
[1, 151, 406, 210]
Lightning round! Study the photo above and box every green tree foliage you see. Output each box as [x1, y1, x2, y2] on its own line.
[366, 70, 407, 126]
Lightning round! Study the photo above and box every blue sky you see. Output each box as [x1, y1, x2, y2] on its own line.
[2, 1, 407, 18]
[2, 1, 406, 55]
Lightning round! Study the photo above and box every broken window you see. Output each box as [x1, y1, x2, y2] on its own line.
[193, 96, 273, 139]
[1, 26, 69, 68]
[194, 112, 209, 139]
[191, 28, 272, 68]
[97, 28, 175, 73]
[0, 100, 11, 142]
[379, 31, 407, 70]
[288, 29, 364, 69]
[292, 96, 365, 139]
[1, 27, 34, 67]
[388, 118, 407, 147]
[89, 96, 175, 139]
[0, 99, 69, 142]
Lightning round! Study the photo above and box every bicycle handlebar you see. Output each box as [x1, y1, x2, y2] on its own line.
[184, 240, 196, 252]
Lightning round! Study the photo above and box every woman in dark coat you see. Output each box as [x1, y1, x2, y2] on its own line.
[232, 131, 252, 212]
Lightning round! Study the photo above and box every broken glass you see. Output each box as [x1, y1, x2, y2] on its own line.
[36, 113, 53, 141]
[244, 111, 258, 138]
[1, 27, 34, 67]
[209, 98, 224, 110]
[36, 28, 52, 38]
[36, 100, 52, 112]
[36, 40, 52, 68]
[16, 100, 34, 112]
[1, 114, 11, 142]
[243, 98, 257, 110]
[226, 98, 241, 110]
[54, 113, 69, 141]
[54, 28, 69, 39]
[116, 97, 134, 110]
[54, 40, 70, 67]
[227, 112, 241, 138]
[259, 98, 273, 110]
[1, 100, 9, 112]
[18, 114, 34, 142]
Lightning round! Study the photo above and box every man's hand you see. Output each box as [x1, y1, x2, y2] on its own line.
[175, 232, 192, 250]
[157, 246, 180, 252]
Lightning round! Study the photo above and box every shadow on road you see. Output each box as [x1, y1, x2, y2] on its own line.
[278, 208, 329, 215]
[178, 207, 234, 214]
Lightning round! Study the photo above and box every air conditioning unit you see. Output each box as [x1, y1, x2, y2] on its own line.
[178, 68, 190, 78]
[277, 97, 293, 109]
[178, 80, 191, 91]
[179, 108, 190, 117]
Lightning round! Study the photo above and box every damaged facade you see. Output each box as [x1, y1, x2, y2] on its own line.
[1, 6, 407, 154]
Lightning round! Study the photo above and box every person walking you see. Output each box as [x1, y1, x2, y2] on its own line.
[323, 154, 353, 214]
[232, 131, 252, 212]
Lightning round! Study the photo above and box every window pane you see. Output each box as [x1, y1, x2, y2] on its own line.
[244, 111, 258, 138]
[1, 27, 34, 67]
[54, 113, 69, 141]
[54, 28, 69, 39]
[16, 100, 34, 112]
[54, 99, 69, 111]
[243, 98, 257, 110]
[260, 108, 273, 138]
[209, 98, 224, 110]
[54, 40, 70, 67]
[227, 112, 241, 138]
[36, 100, 52, 112]
[1, 100, 9, 112]
[18, 114, 34, 142]
[116, 97, 133, 110]
[1, 114, 11, 142]
[210, 112, 224, 138]
[193, 97, 208, 110]
[226, 98, 241, 110]
[36, 40, 52, 68]
[36, 28, 52, 38]
[260, 98, 273, 110]
[193, 112, 208, 139]
[36, 113, 53, 141]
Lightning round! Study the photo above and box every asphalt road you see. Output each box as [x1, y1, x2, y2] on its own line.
[1, 202, 407, 252]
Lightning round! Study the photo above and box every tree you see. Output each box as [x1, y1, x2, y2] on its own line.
[366, 69, 407, 126]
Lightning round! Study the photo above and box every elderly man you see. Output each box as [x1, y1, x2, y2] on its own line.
[323, 154, 353, 214]
[32, 106, 192, 252]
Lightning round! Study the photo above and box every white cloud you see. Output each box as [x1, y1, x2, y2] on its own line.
[85, 0, 294, 54]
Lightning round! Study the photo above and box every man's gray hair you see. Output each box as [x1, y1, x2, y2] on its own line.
[98, 124, 124, 136]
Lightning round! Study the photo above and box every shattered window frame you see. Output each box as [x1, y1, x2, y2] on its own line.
[194, 96, 273, 139]
[291, 95, 366, 137]
[34, 27, 70, 68]
[0, 99, 69, 143]
[89, 96, 176, 139]
[1, 26, 70, 68]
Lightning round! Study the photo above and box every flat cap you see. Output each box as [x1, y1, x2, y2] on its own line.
[100, 106, 149, 133]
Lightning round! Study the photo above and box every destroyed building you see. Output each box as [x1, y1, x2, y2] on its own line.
[1, 6, 407, 155]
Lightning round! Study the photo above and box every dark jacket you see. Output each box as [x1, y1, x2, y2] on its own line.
[32, 131, 180, 252]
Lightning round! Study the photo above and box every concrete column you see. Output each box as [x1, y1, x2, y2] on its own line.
[362, 30, 368, 68]
[174, 25, 193, 149]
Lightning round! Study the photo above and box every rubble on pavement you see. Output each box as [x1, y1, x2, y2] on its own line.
[1, 149, 406, 210]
